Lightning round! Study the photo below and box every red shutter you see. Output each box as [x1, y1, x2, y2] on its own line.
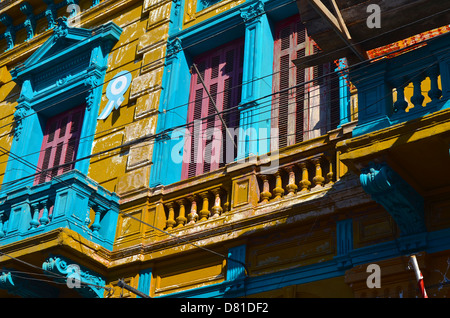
[273, 15, 307, 149]
[183, 38, 244, 180]
[34, 105, 85, 185]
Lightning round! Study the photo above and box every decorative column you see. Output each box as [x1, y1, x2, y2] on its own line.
[30, 202, 40, 229]
[336, 58, 351, 127]
[284, 165, 297, 196]
[175, 199, 187, 228]
[211, 189, 223, 218]
[392, 78, 409, 113]
[297, 161, 311, 193]
[410, 73, 425, 109]
[187, 195, 198, 224]
[150, 37, 190, 187]
[39, 200, 50, 226]
[325, 156, 334, 186]
[85, 200, 95, 228]
[426, 65, 442, 104]
[165, 202, 176, 230]
[312, 157, 325, 188]
[0, 210, 5, 238]
[259, 175, 272, 204]
[272, 170, 284, 200]
[237, 0, 273, 159]
[91, 205, 106, 236]
[198, 192, 210, 222]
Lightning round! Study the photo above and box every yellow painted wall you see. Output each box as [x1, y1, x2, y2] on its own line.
[0, 0, 172, 196]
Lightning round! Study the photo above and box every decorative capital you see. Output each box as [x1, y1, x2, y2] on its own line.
[166, 37, 182, 58]
[240, 1, 265, 23]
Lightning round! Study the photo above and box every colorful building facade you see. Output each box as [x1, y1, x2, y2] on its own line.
[0, 0, 449, 299]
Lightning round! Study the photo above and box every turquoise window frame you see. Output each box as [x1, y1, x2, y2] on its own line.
[1, 18, 122, 196]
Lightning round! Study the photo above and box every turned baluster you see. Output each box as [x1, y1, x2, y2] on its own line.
[198, 192, 210, 222]
[85, 201, 95, 227]
[176, 199, 187, 228]
[259, 175, 272, 204]
[410, 73, 425, 109]
[284, 165, 297, 196]
[92, 205, 106, 236]
[39, 200, 50, 225]
[297, 161, 311, 193]
[272, 171, 285, 200]
[30, 202, 40, 229]
[0, 210, 5, 238]
[392, 78, 408, 112]
[187, 195, 198, 225]
[325, 156, 334, 186]
[426, 65, 442, 103]
[211, 189, 223, 218]
[165, 202, 176, 230]
[312, 158, 325, 188]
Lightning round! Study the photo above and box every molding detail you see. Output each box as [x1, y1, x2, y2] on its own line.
[0, 14, 15, 51]
[239, 0, 265, 23]
[166, 37, 182, 58]
[360, 162, 426, 236]
[42, 256, 106, 298]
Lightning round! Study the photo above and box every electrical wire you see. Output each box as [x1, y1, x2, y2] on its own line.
[0, 49, 444, 190]
[0, 1, 447, 139]
[0, 2, 448, 296]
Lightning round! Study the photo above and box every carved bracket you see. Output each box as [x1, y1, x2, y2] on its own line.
[42, 256, 106, 298]
[360, 162, 426, 236]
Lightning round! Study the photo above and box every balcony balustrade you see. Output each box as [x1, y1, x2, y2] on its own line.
[0, 170, 119, 250]
[151, 135, 340, 234]
[350, 32, 450, 137]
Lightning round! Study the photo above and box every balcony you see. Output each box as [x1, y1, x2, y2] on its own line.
[337, 31, 450, 236]
[350, 32, 450, 137]
[0, 170, 120, 250]
[115, 124, 359, 251]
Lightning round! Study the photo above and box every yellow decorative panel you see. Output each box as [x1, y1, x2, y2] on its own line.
[153, 254, 226, 295]
[248, 225, 335, 276]
[233, 178, 250, 207]
[353, 207, 398, 249]
[117, 209, 143, 239]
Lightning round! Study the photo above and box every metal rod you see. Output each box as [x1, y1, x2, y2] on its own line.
[118, 279, 151, 298]
[192, 63, 238, 150]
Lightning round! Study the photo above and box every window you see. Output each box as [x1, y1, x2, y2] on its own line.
[272, 15, 340, 149]
[35, 105, 84, 184]
[182, 38, 244, 179]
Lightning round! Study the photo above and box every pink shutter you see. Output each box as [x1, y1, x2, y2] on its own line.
[34, 105, 85, 185]
[182, 38, 244, 180]
[272, 15, 309, 148]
